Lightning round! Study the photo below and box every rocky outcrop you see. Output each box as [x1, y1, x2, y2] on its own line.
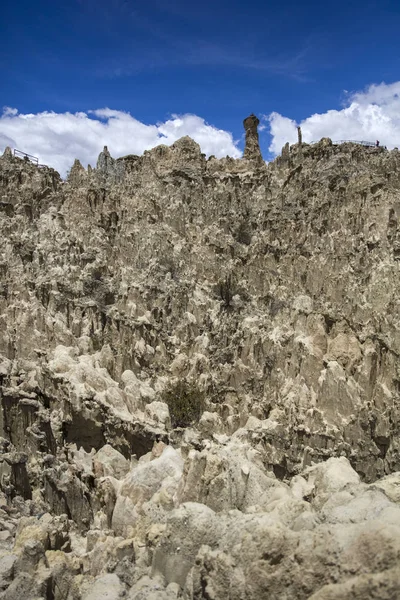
[0, 130, 399, 598]
[96, 146, 125, 182]
[243, 113, 263, 162]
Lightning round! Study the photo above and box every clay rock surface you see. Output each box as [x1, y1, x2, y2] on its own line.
[0, 134, 400, 598]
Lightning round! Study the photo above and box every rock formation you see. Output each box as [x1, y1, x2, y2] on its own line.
[297, 125, 302, 145]
[243, 113, 263, 162]
[0, 130, 399, 598]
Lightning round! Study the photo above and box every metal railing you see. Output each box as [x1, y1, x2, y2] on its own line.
[13, 149, 39, 165]
[336, 140, 377, 146]
[309, 139, 378, 147]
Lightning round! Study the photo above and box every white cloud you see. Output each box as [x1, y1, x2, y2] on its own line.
[0, 108, 241, 177]
[2, 107, 18, 117]
[268, 81, 400, 154]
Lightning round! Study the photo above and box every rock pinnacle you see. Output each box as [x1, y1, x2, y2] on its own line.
[243, 113, 263, 162]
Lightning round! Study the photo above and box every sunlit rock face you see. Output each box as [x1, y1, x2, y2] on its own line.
[0, 134, 400, 598]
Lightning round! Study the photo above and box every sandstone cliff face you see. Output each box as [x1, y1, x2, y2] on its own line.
[0, 133, 399, 599]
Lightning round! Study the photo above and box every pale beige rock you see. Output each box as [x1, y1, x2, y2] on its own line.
[1, 131, 400, 599]
[144, 402, 171, 430]
[308, 567, 400, 599]
[93, 445, 130, 479]
[82, 573, 123, 600]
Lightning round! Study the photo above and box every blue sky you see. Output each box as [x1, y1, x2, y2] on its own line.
[2, 0, 400, 172]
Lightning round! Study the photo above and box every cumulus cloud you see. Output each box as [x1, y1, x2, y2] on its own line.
[0, 108, 241, 176]
[268, 81, 400, 154]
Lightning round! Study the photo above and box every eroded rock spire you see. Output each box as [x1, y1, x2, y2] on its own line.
[2, 146, 13, 160]
[243, 113, 263, 162]
[67, 158, 87, 186]
[96, 145, 125, 180]
[96, 145, 114, 174]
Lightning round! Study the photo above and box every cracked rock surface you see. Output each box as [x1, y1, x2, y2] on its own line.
[0, 134, 400, 598]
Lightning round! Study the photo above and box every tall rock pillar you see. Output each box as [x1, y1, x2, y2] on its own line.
[243, 114, 263, 163]
[96, 146, 125, 181]
[297, 126, 303, 161]
[96, 146, 115, 175]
